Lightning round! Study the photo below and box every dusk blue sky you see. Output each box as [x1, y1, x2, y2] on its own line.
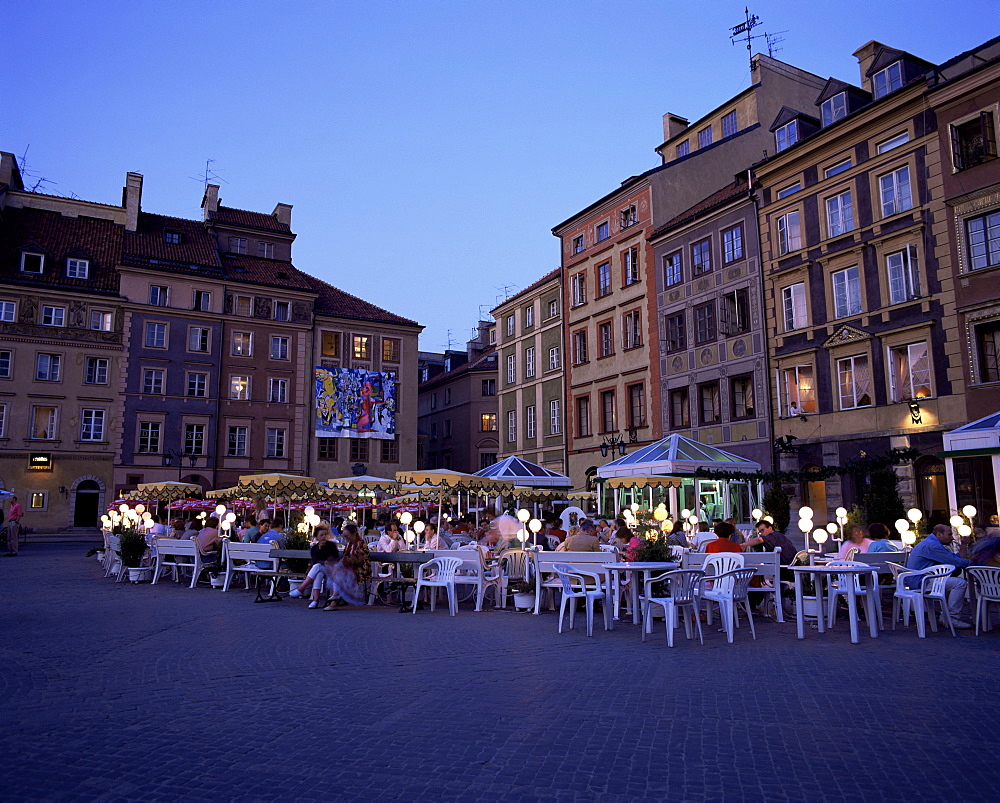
[5, 1, 996, 351]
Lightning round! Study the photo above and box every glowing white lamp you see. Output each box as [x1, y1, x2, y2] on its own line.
[220, 520, 231, 532]
[949, 514, 964, 528]
[901, 530, 917, 546]
[630, 503, 639, 513]
[413, 520, 426, 535]
[835, 506, 848, 518]
[957, 523, 973, 538]
[528, 518, 542, 534]
[214, 504, 226, 516]
[119, 504, 129, 513]
[688, 515, 698, 525]
[653, 508, 667, 522]
[813, 528, 828, 546]
[762, 515, 774, 524]
[135, 504, 146, 514]
[962, 505, 977, 519]
[681, 508, 691, 519]
[894, 519, 909, 534]
[907, 508, 922, 523]
[143, 518, 155, 530]
[400, 511, 413, 526]
[517, 509, 531, 523]
[751, 508, 763, 521]
[798, 506, 813, 519]
[304, 505, 315, 517]
[226, 512, 237, 523]
[826, 522, 838, 534]
[141, 511, 152, 521]
[517, 528, 528, 547]
[404, 530, 415, 546]
[798, 518, 812, 532]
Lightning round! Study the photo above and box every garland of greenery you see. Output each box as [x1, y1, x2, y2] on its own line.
[693, 447, 919, 486]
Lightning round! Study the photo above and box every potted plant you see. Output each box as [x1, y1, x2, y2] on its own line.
[118, 529, 150, 583]
[282, 529, 311, 573]
[508, 579, 536, 611]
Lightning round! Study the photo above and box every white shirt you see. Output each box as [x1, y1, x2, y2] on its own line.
[425, 534, 447, 550]
[377, 533, 402, 552]
[693, 532, 719, 551]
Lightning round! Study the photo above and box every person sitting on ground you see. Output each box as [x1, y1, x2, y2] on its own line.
[290, 524, 341, 608]
[563, 521, 601, 552]
[837, 524, 873, 558]
[866, 522, 900, 553]
[744, 520, 798, 565]
[692, 522, 718, 552]
[906, 523, 972, 628]
[323, 524, 372, 609]
[377, 521, 405, 552]
[706, 522, 743, 553]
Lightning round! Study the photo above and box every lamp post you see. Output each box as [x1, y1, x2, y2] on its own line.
[413, 519, 426, 549]
[162, 449, 197, 482]
[528, 517, 542, 548]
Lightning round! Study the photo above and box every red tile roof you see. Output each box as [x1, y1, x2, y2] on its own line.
[220, 253, 315, 291]
[122, 212, 221, 269]
[648, 180, 749, 240]
[210, 206, 291, 233]
[419, 349, 497, 388]
[305, 275, 420, 327]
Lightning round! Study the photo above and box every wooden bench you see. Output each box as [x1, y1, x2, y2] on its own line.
[530, 551, 618, 615]
[682, 549, 784, 622]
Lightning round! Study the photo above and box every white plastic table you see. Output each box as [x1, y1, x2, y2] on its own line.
[602, 562, 679, 628]
[789, 564, 880, 644]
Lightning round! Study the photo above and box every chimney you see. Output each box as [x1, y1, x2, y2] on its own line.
[852, 40, 885, 94]
[0, 152, 24, 191]
[272, 202, 292, 227]
[662, 113, 689, 142]
[123, 172, 143, 232]
[201, 183, 220, 221]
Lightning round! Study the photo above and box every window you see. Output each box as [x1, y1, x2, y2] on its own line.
[90, 311, 113, 331]
[691, 239, 711, 275]
[572, 235, 585, 254]
[782, 283, 807, 331]
[163, 231, 180, 244]
[547, 299, 559, 318]
[444, 388, 451, 405]
[31, 406, 57, 439]
[258, 241, 274, 258]
[576, 396, 591, 437]
[30, 492, 46, 510]
[273, 301, 291, 322]
[41, 306, 65, 327]
[525, 346, 535, 378]
[775, 121, 798, 152]
[889, 342, 931, 401]
[229, 237, 247, 254]
[872, 61, 902, 99]
[193, 290, 211, 312]
[877, 132, 910, 154]
[430, 392, 437, 409]
[188, 326, 210, 353]
[719, 288, 750, 335]
[506, 315, 515, 337]
[232, 332, 252, 357]
[145, 323, 167, 348]
[507, 410, 517, 443]
[887, 246, 921, 304]
[825, 158, 852, 178]
[676, 141, 690, 158]
[622, 310, 641, 349]
[380, 337, 400, 363]
[66, 258, 89, 279]
[570, 273, 586, 306]
[731, 375, 755, 419]
[0, 404, 7, 436]
[722, 226, 743, 264]
[0, 350, 11, 378]
[482, 379, 496, 396]
[138, 422, 161, 453]
[35, 353, 61, 382]
[321, 331, 341, 357]
[266, 428, 287, 458]
[526, 405, 536, 439]
[185, 424, 206, 455]
[880, 166, 913, 217]
[229, 374, 250, 400]
[620, 204, 637, 229]
[571, 330, 588, 364]
[977, 322, 1000, 382]
[777, 183, 801, 199]
[596, 221, 609, 242]
[664, 312, 686, 353]
[966, 211, 1000, 270]
[777, 211, 802, 255]
[821, 93, 847, 127]
[628, 383, 646, 428]
[548, 346, 560, 370]
[600, 390, 616, 433]
[350, 439, 369, 462]
[478, 452, 497, 470]
[270, 336, 289, 360]
[837, 355, 872, 409]
[234, 295, 252, 316]
[318, 438, 338, 460]
[549, 400, 561, 435]
[80, 409, 105, 441]
[524, 306, 534, 328]
[832, 266, 862, 318]
[85, 357, 109, 385]
[20, 253, 44, 273]
[506, 354, 516, 384]
[0, 301, 15, 322]
[781, 365, 817, 414]
[663, 252, 682, 287]
[597, 262, 611, 297]
[694, 303, 715, 344]
[149, 285, 168, 307]
[623, 247, 640, 285]
[268, 378, 288, 403]
[142, 368, 165, 395]
[698, 127, 713, 147]
[599, 321, 614, 357]
[352, 335, 369, 360]
[952, 112, 997, 171]
[722, 111, 738, 138]
[380, 438, 399, 463]
[699, 383, 720, 424]
[826, 191, 854, 238]
[227, 426, 248, 457]
[186, 372, 208, 398]
[481, 413, 497, 432]
[670, 389, 689, 428]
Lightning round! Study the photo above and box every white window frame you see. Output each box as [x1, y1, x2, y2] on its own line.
[142, 368, 165, 395]
[570, 273, 586, 307]
[80, 409, 106, 441]
[524, 306, 534, 328]
[832, 266, 862, 318]
[597, 262, 611, 297]
[526, 405, 536, 439]
[270, 336, 289, 360]
[30, 405, 57, 439]
[145, 323, 167, 349]
[66, 258, 89, 279]
[781, 283, 807, 332]
[837, 354, 872, 410]
[188, 326, 210, 353]
[506, 316, 515, 337]
[36, 353, 61, 382]
[777, 183, 801, 199]
[273, 301, 291, 322]
[774, 121, 798, 152]
[258, 241, 274, 258]
[229, 236, 248, 255]
[525, 346, 535, 378]
[821, 93, 847, 127]
[887, 245, 921, 304]
[548, 346, 560, 370]
[41, 306, 65, 327]
[872, 61, 902, 99]
[0, 300, 15, 322]
[778, 364, 816, 415]
[877, 132, 910, 154]
[85, 357, 109, 385]
[889, 342, 932, 402]
[90, 311, 113, 331]
[193, 290, 212, 312]
[138, 421, 161, 453]
[228, 426, 249, 457]
[0, 350, 10, 378]
[149, 285, 168, 306]
[824, 158, 852, 178]
[663, 252, 682, 286]
[232, 331, 253, 357]
[549, 399, 561, 435]
[234, 295, 252, 316]
[722, 110, 738, 138]
[826, 191, 854, 238]
[624, 247, 640, 285]
[547, 299, 558, 318]
[20, 252, 44, 274]
[185, 424, 206, 455]
[230, 376, 250, 400]
[880, 166, 913, 218]
[186, 372, 208, 398]
[622, 310, 642, 349]
[506, 354, 516, 384]
[507, 410, 517, 443]
[723, 226, 743, 264]
[777, 211, 802, 255]
[595, 221, 610, 242]
[268, 377, 288, 403]
[599, 321, 613, 357]
[698, 126, 713, 147]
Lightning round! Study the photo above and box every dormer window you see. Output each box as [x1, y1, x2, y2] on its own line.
[258, 241, 274, 258]
[774, 121, 798, 153]
[163, 231, 181, 244]
[20, 252, 44, 274]
[66, 258, 89, 279]
[872, 61, 902, 99]
[229, 237, 247, 255]
[821, 93, 847, 127]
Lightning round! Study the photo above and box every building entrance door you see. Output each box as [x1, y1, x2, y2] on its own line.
[73, 480, 101, 526]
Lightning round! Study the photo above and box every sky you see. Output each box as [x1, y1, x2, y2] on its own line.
[4, 0, 997, 352]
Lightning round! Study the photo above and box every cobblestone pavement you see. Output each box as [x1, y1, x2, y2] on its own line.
[2, 545, 999, 801]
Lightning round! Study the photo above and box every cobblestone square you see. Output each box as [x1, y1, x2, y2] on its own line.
[2, 545, 999, 801]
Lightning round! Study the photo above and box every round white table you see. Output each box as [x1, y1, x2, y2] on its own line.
[602, 562, 680, 628]
[788, 564, 880, 643]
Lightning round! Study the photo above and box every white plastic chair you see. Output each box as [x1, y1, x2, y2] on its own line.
[546, 535, 560, 550]
[413, 557, 462, 616]
[843, 546, 860, 561]
[701, 567, 758, 643]
[642, 569, 705, 647]
[825, 560, 883, 631]
[893, 564, 957, 637]
[552, 563, 608, 637]
[967, 566, 1000, 636]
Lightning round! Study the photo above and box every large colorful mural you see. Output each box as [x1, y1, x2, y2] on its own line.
[314, 367, 396, 439]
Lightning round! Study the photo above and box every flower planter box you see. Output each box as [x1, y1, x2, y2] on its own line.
[512, 592, 535, 611]
[127, 567, 153, 584]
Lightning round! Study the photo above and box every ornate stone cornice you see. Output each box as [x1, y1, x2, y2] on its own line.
[822, 325, 871, 348]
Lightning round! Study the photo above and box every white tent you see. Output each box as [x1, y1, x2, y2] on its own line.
[474, 456, 572, 488]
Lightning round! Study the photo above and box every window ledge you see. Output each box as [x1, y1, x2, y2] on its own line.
[622, 344, 644, 352]
[597, 353, 616, 361]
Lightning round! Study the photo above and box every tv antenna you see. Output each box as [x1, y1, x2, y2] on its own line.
[765, 30, 788, 58]
[729, 7, 764, 68]
[189, 158, 227, 189]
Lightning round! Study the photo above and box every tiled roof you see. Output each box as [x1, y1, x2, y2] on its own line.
[305, 274, 420, 327]
[122, 212, 220, 269]
[491, 267, 560, 313]
[419, 349, 497, 388]
[210, 206, 291, 233]
[648, 181, 748, 240]
[0, 206, 123, 293]
[221, 253, 315, 291]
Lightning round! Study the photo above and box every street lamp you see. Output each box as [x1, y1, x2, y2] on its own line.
[162, 449, 198, 481]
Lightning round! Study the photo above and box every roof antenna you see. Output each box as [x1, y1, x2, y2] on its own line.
[189, 158, 227, 188]
[729, 7, 764, 69]
[17, 145, 54, 193]
[765, 30, 787, 58]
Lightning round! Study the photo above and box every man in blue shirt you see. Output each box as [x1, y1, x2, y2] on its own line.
[906, 523, 971, 627]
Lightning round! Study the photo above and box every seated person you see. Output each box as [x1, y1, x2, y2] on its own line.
[548, 518, 567, 543]
[611, 519, 631, 551]
[836, 524, 872, 558]
[706, 522, 743, 553]
[563, 522, 600, 552]
[424, 523, 451, 550]
[377, 522, 405, 552]
[906, 523, 972, 627]
[289, 525, 341, 608]
[253, 520, 280, 546]
[692, 523, 718, 552]
[744, 521, 798, 566]
[241, 518, 260, 543]
[866, 522, 900, 553]
[197, 517, 222, 559]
